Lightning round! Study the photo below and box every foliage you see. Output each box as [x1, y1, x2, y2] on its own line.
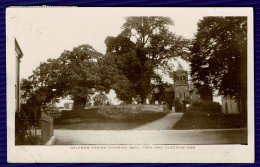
[15, 111, 41, 145]
[190, 17, 247, 102]
[150, 75, 170, 104]
[22, 44, 103, 111]
[175, 98, 187, 112]
[21, 17, 191, 108]
[20, 78, 33, 104]
[190, 101, 221, 113]
[97, 52, 136, 103]
[104, 17, 190, 103]
[93, 93, 109, 106]
[15, 111, 28, 145]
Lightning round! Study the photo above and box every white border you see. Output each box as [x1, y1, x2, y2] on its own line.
[6, 7, 254, 163]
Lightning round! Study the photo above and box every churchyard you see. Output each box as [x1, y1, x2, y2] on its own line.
[54, 105, 169, 130]
[15, 15, 247, 145]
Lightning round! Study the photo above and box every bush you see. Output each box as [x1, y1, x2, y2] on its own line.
[15, 112, 28, 145]
[190, 101, 220, 113]
[175, 99, 186, 112]
[15, 112, 41, 145]
[191, 101, 201, 107]
[202, 101, 220, 113]
[23, 135, 41, 145]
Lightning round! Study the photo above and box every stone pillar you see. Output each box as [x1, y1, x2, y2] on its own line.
[40, 112, 53, 144]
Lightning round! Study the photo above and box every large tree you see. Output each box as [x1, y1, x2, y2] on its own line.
[97, 51, 136, 104]
[190, 17, 247, 117]
[105, 17, 190, 104]
[23, 44, 103, 111]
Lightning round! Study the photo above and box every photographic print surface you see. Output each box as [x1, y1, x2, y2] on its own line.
[6, 7, 254, 163]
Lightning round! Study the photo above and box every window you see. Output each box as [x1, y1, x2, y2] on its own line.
[179, 93, 181, 99]
[184, 92, 185, 98]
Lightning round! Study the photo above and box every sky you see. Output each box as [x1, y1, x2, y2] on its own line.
[7, 7, 224, 104]
[7, 7, 210, 79]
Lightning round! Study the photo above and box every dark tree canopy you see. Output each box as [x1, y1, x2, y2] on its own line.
[190, 17, 247, 113]
[21, 17, 191, 109]
[22, 44, 103, 111]
[121, 17, 190, 62]
[97, 52, 136, 104]
[104, 16, 190, 104]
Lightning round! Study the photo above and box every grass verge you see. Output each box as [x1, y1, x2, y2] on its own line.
[173, 111, 246, 130]
[54, 111, 169, 130]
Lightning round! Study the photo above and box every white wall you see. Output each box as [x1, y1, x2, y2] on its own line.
[6, 11, 19, 153]
[221, 96, 240, 114]
[6, 36, 16, 114]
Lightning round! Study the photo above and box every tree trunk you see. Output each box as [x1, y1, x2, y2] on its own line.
[198, 85, 213, 102]
[73, 97, 86, 112]
[141, 95, 147, 104]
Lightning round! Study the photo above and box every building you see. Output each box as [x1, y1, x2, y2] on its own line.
[221, 95, 241, 114]
[55, 96, 73, 109]
[7, 38, 24, 113]
[173, 63, 189, 102]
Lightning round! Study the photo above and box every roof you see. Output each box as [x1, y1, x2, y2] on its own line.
[152, 87, 159, 93]
[176, 63, 184, 71]
[165, 86, 175, 93]
[15, 38, 23, 58]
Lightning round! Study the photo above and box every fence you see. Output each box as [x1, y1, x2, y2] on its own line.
[49, 112, 62, 120]
[40, 112, 54, 144]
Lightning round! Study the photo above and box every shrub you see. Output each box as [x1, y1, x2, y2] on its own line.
[15, 111, 41, 145]
[175, 99, 186, 112]
[23, 135, 41, 145]
[190, 101, 220, 113]
[15, 112, 28, 145]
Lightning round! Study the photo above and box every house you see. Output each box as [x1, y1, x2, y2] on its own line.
[7, 38, 24, 113]
[221, 95, 241, 114]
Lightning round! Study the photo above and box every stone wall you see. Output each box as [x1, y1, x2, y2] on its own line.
[97, 104, 164, 114]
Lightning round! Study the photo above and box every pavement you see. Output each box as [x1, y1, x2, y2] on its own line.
[53, 113, 247, 145]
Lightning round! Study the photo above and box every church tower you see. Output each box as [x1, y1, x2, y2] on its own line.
[173, 63, 189, 102]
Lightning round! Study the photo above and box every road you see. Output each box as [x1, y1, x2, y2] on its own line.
[53, 113, 247, 145]
[54, 128, 247, 145]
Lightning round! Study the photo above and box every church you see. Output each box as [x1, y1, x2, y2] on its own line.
[173, 63, 190, 103]
[164, 63, 201, 112]
[149, 62, 201, 112]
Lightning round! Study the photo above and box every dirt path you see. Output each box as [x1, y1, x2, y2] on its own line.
[133, 113, 183, 130]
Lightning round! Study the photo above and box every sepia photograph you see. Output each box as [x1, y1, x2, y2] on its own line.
[6, 7, 254, 163]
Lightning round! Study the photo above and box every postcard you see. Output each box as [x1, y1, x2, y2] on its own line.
[6, 7, 254, 163]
